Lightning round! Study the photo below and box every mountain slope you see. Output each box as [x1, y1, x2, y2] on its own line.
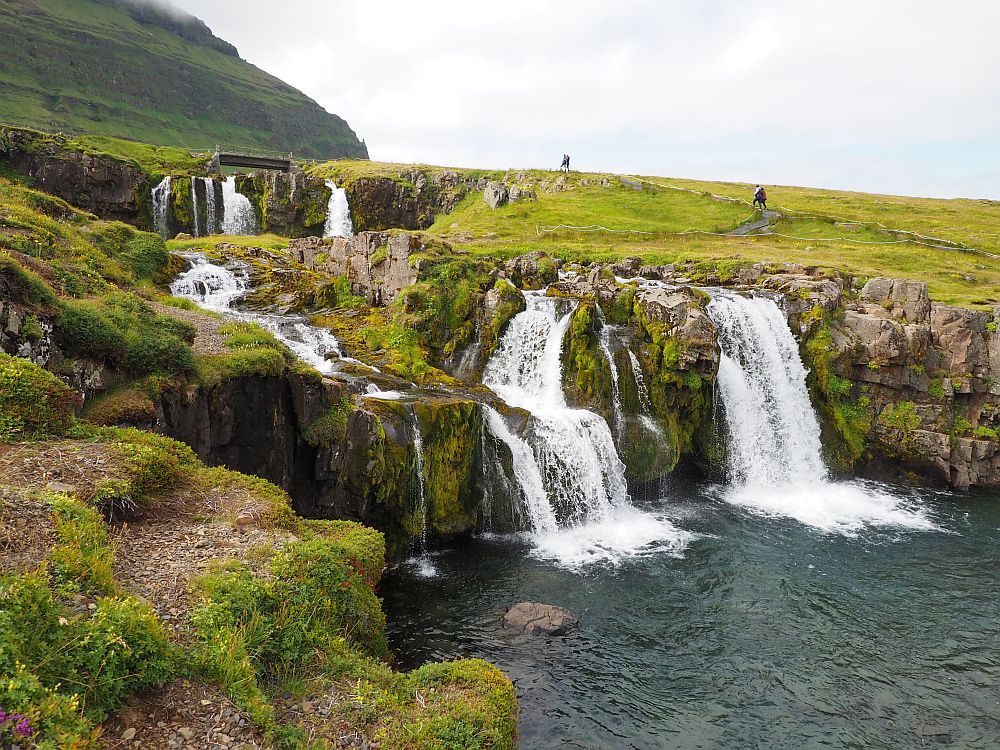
[0, 0, 368, 159]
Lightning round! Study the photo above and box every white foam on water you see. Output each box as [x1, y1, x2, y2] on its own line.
[723, 480, 940, 535]
[530, 507, 695, 567]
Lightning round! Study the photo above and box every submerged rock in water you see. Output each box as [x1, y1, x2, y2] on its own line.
[503, 602, 578, 635]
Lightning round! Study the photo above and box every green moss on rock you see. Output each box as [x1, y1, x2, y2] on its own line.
[0, 353, 81, 440]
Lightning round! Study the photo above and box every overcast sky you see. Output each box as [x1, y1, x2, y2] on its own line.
[174, 0, 1000, 199]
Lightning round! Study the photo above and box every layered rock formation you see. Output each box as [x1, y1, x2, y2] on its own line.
[0, 128, 150, 225]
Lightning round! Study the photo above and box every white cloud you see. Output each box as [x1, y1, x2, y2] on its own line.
[175, 0, 1000, 198]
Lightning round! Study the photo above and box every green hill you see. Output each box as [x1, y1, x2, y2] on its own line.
[0, 0, 368, 159]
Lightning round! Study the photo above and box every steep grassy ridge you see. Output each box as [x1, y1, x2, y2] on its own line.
[0, 0, 367, 159]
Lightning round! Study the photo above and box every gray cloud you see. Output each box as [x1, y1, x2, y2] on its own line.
[173, 0, 1000, 198]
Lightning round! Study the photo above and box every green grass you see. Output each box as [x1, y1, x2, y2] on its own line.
[310, 160, 1000, 309]
[0, 0, 366, 159]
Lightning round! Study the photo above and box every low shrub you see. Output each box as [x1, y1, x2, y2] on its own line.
[0, 353, 80, 441]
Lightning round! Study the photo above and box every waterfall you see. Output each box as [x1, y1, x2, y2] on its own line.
[628, 349, 662, 436]
[482, 405, 557, 535]
[707, 292, 826, 485]
[483, 293, 628, 524]
[203, 178, 218, 235]
[483, 292, 691, 564]
[190, 176, 201, 237]
[221, 177, 258, 235]
[706, 291, 938, 534]
[323, 180, 353, 238]
[596, 309, 623, 439]
[169, 253, 355, 375]
[411, 411, 429, 549]
[151, 176, 171, 238]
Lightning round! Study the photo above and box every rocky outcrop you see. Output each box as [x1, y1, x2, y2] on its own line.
[502, 603, 578, 635]
[0, 128, 151, 225]
[235, 168, 329, 237]
[154, 372, 488, 557]
[806, 277, 1000, 489]
[289, 232, 420, 305]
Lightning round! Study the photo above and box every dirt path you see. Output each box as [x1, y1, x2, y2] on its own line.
[727, 209, 780, 236]
[148, 301, 229, 355]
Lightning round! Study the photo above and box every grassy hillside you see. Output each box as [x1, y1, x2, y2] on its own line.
[0, 0, 367, 159]
[314, 160, 1000, 309]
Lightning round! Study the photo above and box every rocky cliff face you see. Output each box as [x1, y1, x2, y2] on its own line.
[289, 232, 420, 305]
[0, 128, 151, 226]
[818, 277, 1000, 489]
[235, 169, 330, 237]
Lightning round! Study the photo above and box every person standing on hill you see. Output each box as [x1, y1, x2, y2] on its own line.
[752, 185, 763, 209]
[757, 186, 767, 211]
[560, 153, 570, 172]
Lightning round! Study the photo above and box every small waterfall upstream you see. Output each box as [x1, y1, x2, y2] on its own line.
[221, 177, 258, 235]
[203, 178, 218, 235]
[627, 349, 662, 436]
[323, 180, 353, 238]
[483, 291, 691, 565]
[151, 176, 171, 238]
[190, 177, 202, 237]
[169, 253, 354, 375]
[707, 291, 937, 534]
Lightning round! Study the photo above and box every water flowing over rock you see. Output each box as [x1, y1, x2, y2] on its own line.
[151, 176, 171, 238]
[323, 180, 353, 238]
[169, 253, 345, 374]
[707, 290, 938, 533]
[483, 292, 628, 526]
[221, 177, 258, 235]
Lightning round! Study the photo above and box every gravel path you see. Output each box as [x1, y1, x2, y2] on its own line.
[149, 301, 229, 355]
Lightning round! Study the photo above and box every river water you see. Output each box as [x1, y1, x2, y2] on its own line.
[382, 482, 1000, 749]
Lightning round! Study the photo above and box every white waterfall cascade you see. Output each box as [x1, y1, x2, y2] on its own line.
[151, 176, 171, 238]
[482, 405, 558, 535]
[203, 178, 218, 235]
[169, 253, 359, 376]
[323, 180, 354, 238]
[707, 291, 938, 534]
[221, 177, 258, 235]
[628, 349, 662, 436]
[483, 291, 693, 565]
[190, 177, 202, 237]
[595, 308, 624, 439]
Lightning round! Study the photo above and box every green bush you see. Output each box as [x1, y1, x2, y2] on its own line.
[0, 571, 174, 733]
[48, 493, 115, 594]
[0, 353, 80, 441]
[54, 293, 195, 377]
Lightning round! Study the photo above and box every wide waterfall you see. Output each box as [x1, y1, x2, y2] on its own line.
[169, 253, 350, 375]
[707, 291, 937, 534]
[221, 177, 258, 235]
[323, 180, 353, 238]
[151, 176, 171, 238]
[483, 291, 691, 565]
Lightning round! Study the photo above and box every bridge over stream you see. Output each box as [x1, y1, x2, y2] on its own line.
[209, 147, 293, 174]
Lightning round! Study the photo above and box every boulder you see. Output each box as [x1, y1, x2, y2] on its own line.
[861, 277, 931, 323]
[483, 181, 509, 210]
[502, 602, 578, 635]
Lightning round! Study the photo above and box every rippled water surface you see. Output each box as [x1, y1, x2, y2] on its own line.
[381, 482, 1000, 749]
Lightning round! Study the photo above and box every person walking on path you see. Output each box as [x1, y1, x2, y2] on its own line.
[753, 185, 767, 211]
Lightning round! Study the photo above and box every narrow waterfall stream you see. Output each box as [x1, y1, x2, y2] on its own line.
[190, 176, 201, 237]
[203, 178, 218, 235]
[151, 176, 171, 238]
[706, 291, 937, 533]
[323, 180, 353, 238]
[595, 307, 624, 439]
[482, 291, 692, 565]
[221, 177, 258, 235]
[169, 253, 355, 375]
